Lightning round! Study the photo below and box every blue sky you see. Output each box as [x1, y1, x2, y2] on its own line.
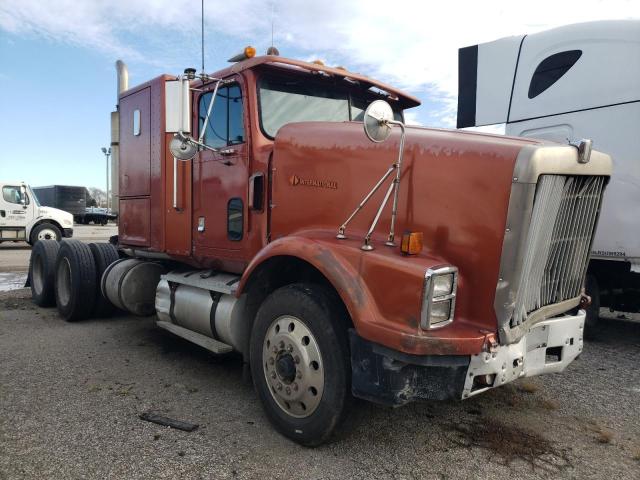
[0, 0, 638, 190]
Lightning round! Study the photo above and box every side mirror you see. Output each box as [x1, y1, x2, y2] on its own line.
[19, 184, 27, 206]
[170, 136, 198, 160]
[363, 100, 394, 143]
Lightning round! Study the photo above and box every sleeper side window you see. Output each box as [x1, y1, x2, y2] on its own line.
[528, 50, 582, 99]
[199, 84, 245, 148]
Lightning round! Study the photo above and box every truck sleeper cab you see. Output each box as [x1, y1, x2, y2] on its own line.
[31, 52, 611, 446]
[457, 19, 640, 331]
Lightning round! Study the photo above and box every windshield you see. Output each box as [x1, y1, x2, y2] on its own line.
[258, 74, 403, 138]
[28, 186, 41, 207]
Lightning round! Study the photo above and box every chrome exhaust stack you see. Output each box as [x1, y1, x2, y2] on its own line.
[110, 60, 128, 216]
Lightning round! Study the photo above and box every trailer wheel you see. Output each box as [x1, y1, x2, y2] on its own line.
[584, 274, 600, 340]
[29, 222, 62, 245]
[54, 240, 97, 322]
[89, 243, 120, 317]
[250, 283, 350, 447]
[29, 240, 60, 307]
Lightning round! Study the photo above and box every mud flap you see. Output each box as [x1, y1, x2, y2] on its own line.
[349, 330, 470, 406]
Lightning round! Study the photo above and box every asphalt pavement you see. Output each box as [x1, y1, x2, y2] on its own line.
[0, 287, 639, 479]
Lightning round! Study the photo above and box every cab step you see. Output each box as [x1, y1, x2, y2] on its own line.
[156, 321, 233, 354]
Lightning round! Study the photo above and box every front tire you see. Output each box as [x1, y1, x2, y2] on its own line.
[30, 222, 62, 245]
[250, 283, 350, 447]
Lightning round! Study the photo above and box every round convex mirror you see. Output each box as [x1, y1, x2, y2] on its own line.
[170, 136, 198, 160]
[363, 100, 394, 143]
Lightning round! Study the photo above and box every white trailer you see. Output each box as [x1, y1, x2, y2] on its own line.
[0, 181, 74, 244]
[457, 19, 640, 329]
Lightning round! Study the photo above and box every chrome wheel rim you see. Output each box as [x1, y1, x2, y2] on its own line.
[37, 228, 58, 241]
[262, 315, 324, 418]
[56, 257, 71, 306]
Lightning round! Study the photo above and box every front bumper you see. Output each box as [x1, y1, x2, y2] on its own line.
[350, 310, 585, 406]
[63, 228, 73, 238]
[462, 310, 584, 398]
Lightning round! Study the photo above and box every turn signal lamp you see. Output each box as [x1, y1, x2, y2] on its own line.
[227, 46, 257, 63]
[401, 232, 423, 255]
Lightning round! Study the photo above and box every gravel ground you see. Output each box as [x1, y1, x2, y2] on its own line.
[1, 288, 638, 480]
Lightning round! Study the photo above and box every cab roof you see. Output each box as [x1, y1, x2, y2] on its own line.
[210, 55, 421, 109]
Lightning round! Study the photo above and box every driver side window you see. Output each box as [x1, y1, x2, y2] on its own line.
[2, 186, 28, 205]
[198, 84, 245, 149]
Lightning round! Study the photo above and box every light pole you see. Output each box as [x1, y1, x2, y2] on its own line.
[101, 147, 111, 210]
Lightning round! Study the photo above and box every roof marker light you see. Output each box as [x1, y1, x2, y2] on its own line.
[227, 46, 257, 63]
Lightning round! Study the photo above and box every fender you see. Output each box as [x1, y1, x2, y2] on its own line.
[238, 232, 489, 356]
[238, 234, 377, 333]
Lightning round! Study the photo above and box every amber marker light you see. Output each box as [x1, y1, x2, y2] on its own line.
[244, 46, 256, 58]
[400, 232, 424, 255]
[311, 59, 325, 66]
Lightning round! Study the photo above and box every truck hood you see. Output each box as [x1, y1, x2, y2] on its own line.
[270, 121, 544, 330]
[38, 206, 74, 227]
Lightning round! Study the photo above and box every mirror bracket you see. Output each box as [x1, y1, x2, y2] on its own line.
[336, 100, 407, 251]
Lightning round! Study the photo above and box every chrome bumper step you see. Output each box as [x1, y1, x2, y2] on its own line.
[156, 320, 233, 354]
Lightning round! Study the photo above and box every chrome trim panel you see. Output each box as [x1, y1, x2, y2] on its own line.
[512, 145, 611, 184]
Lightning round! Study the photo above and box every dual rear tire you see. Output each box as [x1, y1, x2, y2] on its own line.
[29, 239, 120, 321]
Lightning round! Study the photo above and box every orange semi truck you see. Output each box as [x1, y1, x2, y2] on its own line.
[29, 48, 611, 446]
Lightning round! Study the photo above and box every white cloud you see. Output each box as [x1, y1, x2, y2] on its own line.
[1, 0, 639, 126]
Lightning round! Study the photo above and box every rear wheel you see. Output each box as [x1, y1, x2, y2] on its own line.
[89, 243, 120, 317]
[250, 283, 350, 446]
[29, 240, 60, 307]
[55, 240, 97, 321]
[30, 222, 62, 245]
[584, 274, 600, 340]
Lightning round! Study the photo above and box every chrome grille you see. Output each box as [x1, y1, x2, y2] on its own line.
[511, 175, 606, 327]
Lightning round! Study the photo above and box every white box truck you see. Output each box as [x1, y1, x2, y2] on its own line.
[457, 20, 640, 331]
[0, 181, 74, 244]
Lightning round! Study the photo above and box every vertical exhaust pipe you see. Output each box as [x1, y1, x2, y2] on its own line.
[116, 60, 129, 100]
[111, 60, 128, 217]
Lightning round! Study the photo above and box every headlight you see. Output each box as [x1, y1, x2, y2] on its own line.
[432, 273, 454, 297]
[421, 266, 458, 329]
[63, 219, 72, 226]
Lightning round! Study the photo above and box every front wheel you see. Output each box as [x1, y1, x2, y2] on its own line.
[250, 283, 351, 447]
[30, 222, 62, 245]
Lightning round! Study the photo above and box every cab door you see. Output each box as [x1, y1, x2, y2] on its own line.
[192, 77, 250, 268]
[0, 184, 33, 228]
